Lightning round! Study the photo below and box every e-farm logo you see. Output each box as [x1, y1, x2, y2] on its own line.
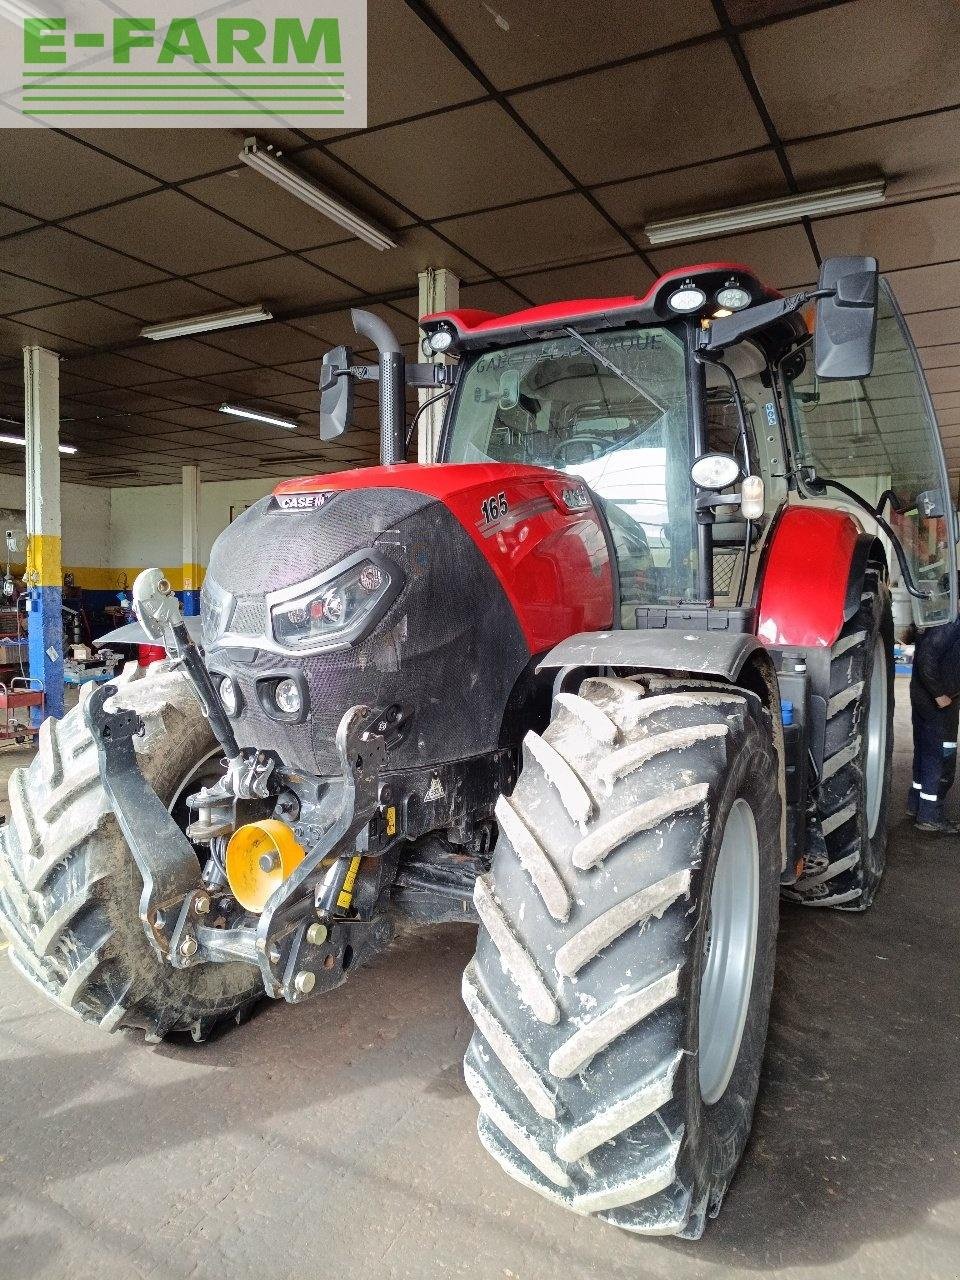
[0, 0, 366, 127]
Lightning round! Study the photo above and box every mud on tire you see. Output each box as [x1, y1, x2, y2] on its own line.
[0, 662, 261, 1041]
[784, 568, 893, 910]
[462, 674, 781, 1237]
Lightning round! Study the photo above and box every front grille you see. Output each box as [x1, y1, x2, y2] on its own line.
[230, 597, 267, 637]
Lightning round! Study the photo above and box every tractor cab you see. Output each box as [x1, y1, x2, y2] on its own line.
[423, 260, 957, 633]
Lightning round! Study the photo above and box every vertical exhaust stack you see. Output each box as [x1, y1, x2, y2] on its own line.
[351, 309, 406, 465]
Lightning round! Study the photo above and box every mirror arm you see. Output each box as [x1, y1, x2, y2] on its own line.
[801, 469, 931, 600]
[320, 362, 455, 394]
[699, 289, 832, 354]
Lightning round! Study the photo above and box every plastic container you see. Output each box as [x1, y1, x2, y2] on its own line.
[138, 644, 166, 667]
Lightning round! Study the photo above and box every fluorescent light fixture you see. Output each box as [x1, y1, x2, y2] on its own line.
[239, 137, 397, 252]
[220, 403, 300, 431]
[141, 304, 273, 341]
[644, 180, 886, 246]
[0, 433, 76, 455]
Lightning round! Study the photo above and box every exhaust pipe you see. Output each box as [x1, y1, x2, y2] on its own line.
[351, 309, 406, 465]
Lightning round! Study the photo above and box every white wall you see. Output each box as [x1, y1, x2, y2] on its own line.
[0, 472, 111, 568]
[109, 476, 286, 570]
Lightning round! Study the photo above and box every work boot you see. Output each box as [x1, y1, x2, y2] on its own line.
[915, 818, 960, 836]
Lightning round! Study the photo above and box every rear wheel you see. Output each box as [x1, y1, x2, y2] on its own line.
[463, 674, 781, 1237]
[784, 569, 893, 910]
[0, 662, 262, 1041]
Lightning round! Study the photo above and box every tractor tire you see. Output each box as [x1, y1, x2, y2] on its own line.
[0, 661, 262, 1042]
[462, 675, 781, 1238]
[783, 568, 893, 910]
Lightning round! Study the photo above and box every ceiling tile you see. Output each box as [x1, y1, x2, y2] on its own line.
[0, 132, 157, 221]
[885, 262, 960, 315]
[437, 193, 627, 274]
[205, 367, 315, 397]
[431, 0, 718, 88]
[650, 224, 818, 291]
[12, 300, 139, 346]
[131, 378, 223, 406]
[184, 167, 356, 252]
[148, 407, 229, 428]
[328, 101, 569, 220]
[787, 111, 960, 207]
[920, 342, 960, 369]
[125, 338, 255, 378]
[511, 40, 769, 186]
[813, 193, 960, 273]
[724, 0, 826, 22]
[0, 205, 39, 237]
[909, 308, 960, 347]
[66, 190, 277, 275]
[65, 352, 175, 387]
[0, 271, 73, 314]
[305, 225, 483, 293]
[192, 255, 359, 311]
[198, 323, 324, 365]
[334, 0, 480, 127]
[508, 254, 656, 304]
[0, 317, 84, 357]
[925, 366, 960, 395]
[96, 279, 233, 322]
[595, 151, 788, 235]
[455, 280, 531, 313]
[743, 0, 960, 138]
[1, 227, 166, 294]
[67, 127, 301, 183]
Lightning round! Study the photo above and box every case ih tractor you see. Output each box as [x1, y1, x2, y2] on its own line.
[0, 256, 955, 1239]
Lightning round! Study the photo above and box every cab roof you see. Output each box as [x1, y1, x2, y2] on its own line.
[420, 262, 783, 351]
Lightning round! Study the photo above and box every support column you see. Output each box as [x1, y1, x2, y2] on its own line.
[181, 463, 201, 616]
[24, 345, 63, 720]
[417, 267, 460, 463]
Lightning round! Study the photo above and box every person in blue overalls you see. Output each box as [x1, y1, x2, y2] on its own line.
[907, 614, 960, 834]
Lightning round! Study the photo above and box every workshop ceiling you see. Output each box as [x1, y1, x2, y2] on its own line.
[0, 0, 957, 487]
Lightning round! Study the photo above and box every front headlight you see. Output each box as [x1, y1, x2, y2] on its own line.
[201, 577, 234, 647]
[269, 554, 400, 653]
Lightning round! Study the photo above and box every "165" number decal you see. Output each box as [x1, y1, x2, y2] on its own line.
[480, 491, 509, 523]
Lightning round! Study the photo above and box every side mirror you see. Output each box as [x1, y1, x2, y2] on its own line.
[815, 255, 879, 380]
[318, 344, 354, 441]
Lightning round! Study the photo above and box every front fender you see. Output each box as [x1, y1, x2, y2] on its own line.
[537, 628, 764, 682]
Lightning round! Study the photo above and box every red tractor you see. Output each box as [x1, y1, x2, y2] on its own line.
[0, 257, 954, 1238]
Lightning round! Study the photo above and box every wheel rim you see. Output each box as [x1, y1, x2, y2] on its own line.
[698, 797, 760, 1105]
[865, 644, 887, 839]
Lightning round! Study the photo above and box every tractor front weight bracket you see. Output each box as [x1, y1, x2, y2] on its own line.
[85, 682, 208, 963]
[87, 685, 394, 1003]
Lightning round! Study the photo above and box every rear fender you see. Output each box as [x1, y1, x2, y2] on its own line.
[756, 505, 882, 648]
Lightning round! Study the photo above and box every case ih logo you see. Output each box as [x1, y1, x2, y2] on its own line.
[274, 491, 334, 510]
[1, 0, 366, 128]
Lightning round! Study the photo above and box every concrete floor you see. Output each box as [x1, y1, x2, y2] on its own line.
[1, 680, 958, 1280]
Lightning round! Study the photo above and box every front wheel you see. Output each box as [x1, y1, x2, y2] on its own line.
[0, 662, 262, 1041]
[463, 674, 782, 1237]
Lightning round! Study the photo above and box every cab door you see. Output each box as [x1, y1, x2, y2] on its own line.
[786, 277, 957, 626]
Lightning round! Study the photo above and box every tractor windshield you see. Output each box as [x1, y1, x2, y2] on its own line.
[445, 327, 699, 611]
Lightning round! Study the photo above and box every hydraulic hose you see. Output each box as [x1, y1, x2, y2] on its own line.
[351, 308, 407, 465]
